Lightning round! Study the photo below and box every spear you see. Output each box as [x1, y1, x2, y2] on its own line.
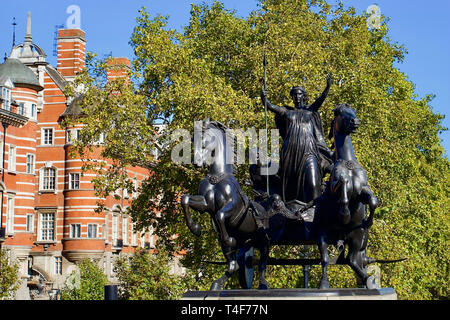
[263, 49, 270, 197]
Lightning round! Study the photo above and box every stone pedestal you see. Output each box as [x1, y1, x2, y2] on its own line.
[182, 288, 397, 300]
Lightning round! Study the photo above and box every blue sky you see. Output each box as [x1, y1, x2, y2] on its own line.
[1, 0, 449, 156]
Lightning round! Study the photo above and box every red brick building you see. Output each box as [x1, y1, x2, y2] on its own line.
[0, 13, 154, 300]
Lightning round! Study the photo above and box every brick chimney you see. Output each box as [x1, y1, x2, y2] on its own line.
[106, 57, 131, 82]
[57, 29, 86, 80]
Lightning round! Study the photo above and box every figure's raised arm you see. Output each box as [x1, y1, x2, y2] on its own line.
[310, 74, 332, 111]
[261, 90, 286, 116]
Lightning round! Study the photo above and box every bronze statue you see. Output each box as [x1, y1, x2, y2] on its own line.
[180, 67, 405, 291]
[181, 113, 405, 291]
[260, 75, 333, 203]
[315, 104, 379, 289]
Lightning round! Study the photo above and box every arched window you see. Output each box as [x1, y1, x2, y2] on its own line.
[40, 167, 56, 192]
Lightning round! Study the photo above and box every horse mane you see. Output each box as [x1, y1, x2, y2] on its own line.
[333, 103, 352, 116]
[329, 103, 355, 149]
[329, 103, 353, 139]
[203, 120, 238, 172]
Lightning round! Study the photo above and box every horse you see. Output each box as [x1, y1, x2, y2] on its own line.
[316, 104, 379, 289]
[181, 120, 277, 290]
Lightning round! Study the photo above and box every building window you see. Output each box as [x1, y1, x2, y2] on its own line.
[6, 195, 15, 235]
[40, 212, 55, 241]
[41, 167, 56, 191]
[1, 87, 11, 110]
[42, 128, 54, 145]
[70, 224, 81, 238]
[8, 145, 16, 171]
[26, 154, 35, 174]
[132, 178, 139, 199]
[55, 257, 62, 275]
[112, 215, 119, 246]
[122, 217, 128, 245]
[98, 133, 106, 144]
[131, 223, 138, 247]
[69, 173, 80, 190]
[66, 129, 80, 144]
[26, 214, 34, 233]
[31, 104, 36, 119]
[18, 103, 25, 115]
[140, 232, 146, 248]
[149, 225, 155, 248]
[88, 224, 98, 239]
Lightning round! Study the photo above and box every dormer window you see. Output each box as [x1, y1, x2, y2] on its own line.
[1, 87, 11, 111]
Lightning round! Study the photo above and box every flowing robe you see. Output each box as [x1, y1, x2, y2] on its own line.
[276, 106, 333, 202]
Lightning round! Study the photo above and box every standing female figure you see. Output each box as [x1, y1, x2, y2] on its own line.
[261, 75, 333, 203]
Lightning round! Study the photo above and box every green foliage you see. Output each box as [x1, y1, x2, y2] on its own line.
[114, 248, 192, 300]
[65, 0, 449, 299]
[0, 249, 20, 300]
[61, 259, 108, 300]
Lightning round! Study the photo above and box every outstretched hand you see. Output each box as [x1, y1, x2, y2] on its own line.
[326, 73, 332, 86]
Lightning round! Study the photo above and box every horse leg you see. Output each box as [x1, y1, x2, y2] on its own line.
[360, 186, 378, 229]
[330, 177, 350, 225]
[338, 178, 351, 225]
[347, 229, 377, 289]
[210, 246, 239, 291]
[181, 195, 208, 236]
[318, 233, 330, 289]
[215, 200, 237, 248]
[258, 244, 270, 290]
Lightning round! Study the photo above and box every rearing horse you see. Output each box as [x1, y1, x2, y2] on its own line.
[181, 120, 271, 290]
[317, 104, 379, 289]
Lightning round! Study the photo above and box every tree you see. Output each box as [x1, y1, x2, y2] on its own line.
[0, 249, 20, 300]
[114, 247, 191, 300]
[61, 259, 108, 300]
[64, 0, 449, 299]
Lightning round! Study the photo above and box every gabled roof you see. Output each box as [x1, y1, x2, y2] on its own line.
[45, 64, 67, 92]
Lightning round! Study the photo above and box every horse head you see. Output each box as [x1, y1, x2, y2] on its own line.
[194, 120, 226, 167]
[196, 120, 236, 173]
[329, 104, 361, 139]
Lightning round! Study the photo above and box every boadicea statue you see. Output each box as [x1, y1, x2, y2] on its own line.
[260, 75, 333, 204]
[181, 76, 404, 291]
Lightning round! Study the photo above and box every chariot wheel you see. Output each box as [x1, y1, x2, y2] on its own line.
[237, 246, 254, 289]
